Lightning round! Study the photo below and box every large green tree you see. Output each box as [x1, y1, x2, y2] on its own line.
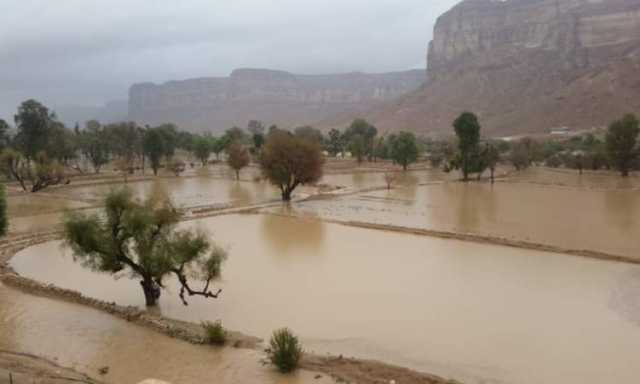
[260, 131, 324, 201]
[326, 128, 343, 156]
[193, 135, 213, 166]
[13, 99, 57, 159]
[344, 119, 377, 161]
[0, 119, 11, 151]
[389, 132, 419, 171]
[143, 127, 170, 176]
[453, 112, 481, 181]
[79, 120, 110, 173]
[63, 189, 227, 306]
[606, 114, 640, 177]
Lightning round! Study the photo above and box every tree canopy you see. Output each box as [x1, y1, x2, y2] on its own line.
[606, 114, 639, 177]
[259, 131, 324, 201]
[453, 112, 481, 181]
[63, 188, 227, 306]
[389, 132, 419, 171]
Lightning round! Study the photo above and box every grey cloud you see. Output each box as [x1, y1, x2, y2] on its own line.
[0, 0, 459, 121]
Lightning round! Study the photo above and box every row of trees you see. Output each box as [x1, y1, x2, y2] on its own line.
[426, 112, 640, 181]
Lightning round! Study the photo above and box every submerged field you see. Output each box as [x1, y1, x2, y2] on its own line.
[2, 163, 640, 384]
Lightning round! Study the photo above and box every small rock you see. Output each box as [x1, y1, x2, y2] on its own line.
[314, 374, 323, 379]
[98, 366, 109, 375]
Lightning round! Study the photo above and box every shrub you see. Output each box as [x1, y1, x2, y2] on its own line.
[202, 320, 226, 345]
[268, 328, 302, 373]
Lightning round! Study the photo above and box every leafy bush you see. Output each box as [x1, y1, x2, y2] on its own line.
[268, 328, 302, 373]
[202, 320, 226, 345]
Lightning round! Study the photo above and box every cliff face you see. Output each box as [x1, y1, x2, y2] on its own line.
[128, 69, 425, 132]
[365, 0, 640, 135]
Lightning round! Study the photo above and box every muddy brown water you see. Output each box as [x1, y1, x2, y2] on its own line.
[55, 177, 281, 207]
[0, 281, 333, 384]
[289, 181, 640, 258]
[11, 214, 640, 384]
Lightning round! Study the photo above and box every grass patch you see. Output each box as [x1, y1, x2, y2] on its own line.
[268, 328, 302, 373]
[202, 320, 226, 345]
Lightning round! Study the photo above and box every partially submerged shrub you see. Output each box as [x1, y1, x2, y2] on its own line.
[268, 328, 302, 373]
[202, 320, 226, 345]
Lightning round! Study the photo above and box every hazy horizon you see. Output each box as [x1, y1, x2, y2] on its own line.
[0, 0, 459, 123]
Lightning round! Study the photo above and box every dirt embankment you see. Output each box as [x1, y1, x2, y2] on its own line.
[0, 350, 101, 384]
[0, 234, 458, 384]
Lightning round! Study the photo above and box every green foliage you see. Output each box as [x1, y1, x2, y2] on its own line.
[0, 184, 7, 237]
[268, 328, 302, 373]
[79, 121, 110, 173]
[0, 119, 11, 151]
[202, 320, 227, 345]
[389, 131, 419, 170]
[193, 135, 213, 166]
[63, 188, 227, 306]
[453, 112, 481, 181]
[326, 128, 343, 156]
[13, 99, 57, 159]
[606, 114, 640, 177]
[344, 119, 377, 161]
[0, 149, 65, 192]
[259, 131, 324, 201]
[349, 134, 366, 163]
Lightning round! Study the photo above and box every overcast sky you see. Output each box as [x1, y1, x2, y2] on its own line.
[0, 0, 458, 121]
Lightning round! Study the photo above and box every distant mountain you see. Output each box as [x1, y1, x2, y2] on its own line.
[128, 68, 426, 133]
[354, 0, 640, 136]
[55, 100, 128, 127]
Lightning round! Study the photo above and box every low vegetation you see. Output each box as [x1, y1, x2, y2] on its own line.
[202, 320, 227, 345]
[268, 328, 302, 373]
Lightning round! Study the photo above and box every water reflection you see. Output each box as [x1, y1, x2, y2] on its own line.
[292, 182, 640, 257]
[12, 214, 640, 384]
[261, 211, 325, 257]
[229, 181, 251, 205]
[0, 283, 330, 384]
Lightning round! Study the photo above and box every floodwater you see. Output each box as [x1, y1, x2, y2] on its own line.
[12, 214, 640, 384]
[54, 177, 281, 208]
[289, 182, 640, 258]
[319, 170, 445, 190]
[0, 282, 333, 384]
[506, 167, 640, 190]
[7, 195, 94, 234]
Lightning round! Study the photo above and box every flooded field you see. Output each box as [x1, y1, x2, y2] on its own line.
[506, 167, 640, 190]
[0, 282, 330, 384]
[319, 169, 445, 190]
[54, 176, 281, 208]
[289, 181, 640, 258]
[12, 214, 640, 384]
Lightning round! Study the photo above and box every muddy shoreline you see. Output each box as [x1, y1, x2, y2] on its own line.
[0, 233, 458, 384]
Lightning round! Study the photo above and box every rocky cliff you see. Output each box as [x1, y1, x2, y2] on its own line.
[128, 69, 425, 132]
[361, 0, 640, 136]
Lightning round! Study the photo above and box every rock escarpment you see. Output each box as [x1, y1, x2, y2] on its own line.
[366, 0, 640, 135]
[128, 69, 425, 132]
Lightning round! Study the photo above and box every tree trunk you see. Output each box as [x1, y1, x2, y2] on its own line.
[490, 168, 495, 184]
[402, 163, 408, 171]
[235, 170, 239, 180]
[622, 168, 629, 177]
[141, 278, 160, 306]
[282, 189, 292, 201]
